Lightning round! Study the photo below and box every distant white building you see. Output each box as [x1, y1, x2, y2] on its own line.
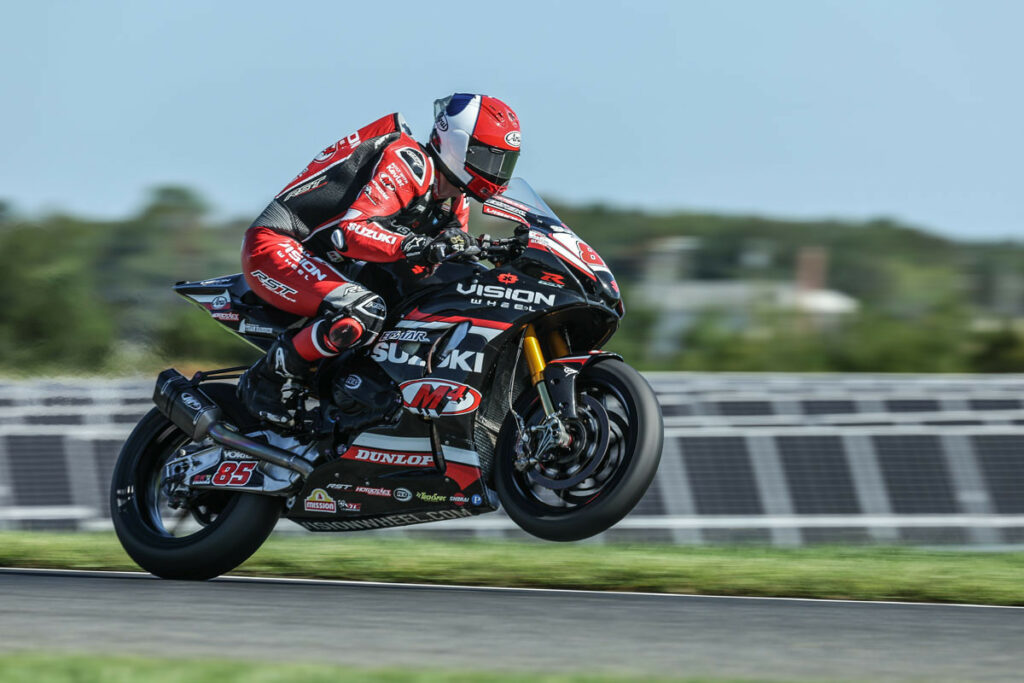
[637, 237, 859, 356]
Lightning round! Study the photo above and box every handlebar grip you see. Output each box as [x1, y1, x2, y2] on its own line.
[443, 244, 482, 263]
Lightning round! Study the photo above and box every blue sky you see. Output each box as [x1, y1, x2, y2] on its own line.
[1, 0, 1021, 239]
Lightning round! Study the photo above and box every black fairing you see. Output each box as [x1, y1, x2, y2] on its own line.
[481, 194, 624, 316]
[173, 274, 302, 351]
[175, 182, 623, 532]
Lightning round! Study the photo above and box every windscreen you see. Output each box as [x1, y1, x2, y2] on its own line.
[497, 178, 560, 221]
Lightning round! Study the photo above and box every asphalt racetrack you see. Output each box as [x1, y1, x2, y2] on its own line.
[1, 569, 1021, 681]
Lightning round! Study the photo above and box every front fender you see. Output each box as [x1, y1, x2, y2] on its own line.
[542, 351, 623, 419]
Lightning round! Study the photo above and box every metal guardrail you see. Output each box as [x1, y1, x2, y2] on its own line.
[0, 373, 1022, 546]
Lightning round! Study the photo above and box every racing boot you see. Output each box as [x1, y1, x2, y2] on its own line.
[237, 336, 311, 426]
[330, 367, 403, 436]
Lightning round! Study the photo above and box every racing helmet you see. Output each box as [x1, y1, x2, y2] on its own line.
[428, 93, 521, 201]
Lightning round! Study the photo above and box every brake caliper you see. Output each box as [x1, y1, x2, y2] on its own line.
[513, 413, 572, 472]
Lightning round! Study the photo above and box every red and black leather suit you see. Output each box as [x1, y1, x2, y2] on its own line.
[242, 112, 469, 362]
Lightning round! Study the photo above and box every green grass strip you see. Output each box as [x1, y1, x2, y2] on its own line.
[0, 653, 769, 683]
[0, 531, 1022, 605]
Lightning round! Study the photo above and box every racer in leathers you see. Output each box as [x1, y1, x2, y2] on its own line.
[237, 93, 522, 425]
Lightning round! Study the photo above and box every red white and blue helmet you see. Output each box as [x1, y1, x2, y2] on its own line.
[428, 93, 521, 201]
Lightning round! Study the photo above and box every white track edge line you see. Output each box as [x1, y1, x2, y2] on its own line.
[2, 566, 1021, 610]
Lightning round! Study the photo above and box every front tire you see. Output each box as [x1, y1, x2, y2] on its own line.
[494, 359, 663, 541]
[110, 383, 282, 580]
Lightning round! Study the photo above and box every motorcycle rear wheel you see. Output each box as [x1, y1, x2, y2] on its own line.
[494, 358, 663, 541]
[110, 382, 282, 580]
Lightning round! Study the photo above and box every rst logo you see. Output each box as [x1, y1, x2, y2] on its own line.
[399, 379, 482, 417]
[371, 343, 484, 373]
[282, 175, 326, 200]
[250, 270, 298, 302]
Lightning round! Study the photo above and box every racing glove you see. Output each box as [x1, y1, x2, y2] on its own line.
[401, 228, 470, 266]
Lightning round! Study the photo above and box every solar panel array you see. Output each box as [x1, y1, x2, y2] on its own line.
[1, 373, 1023, 546]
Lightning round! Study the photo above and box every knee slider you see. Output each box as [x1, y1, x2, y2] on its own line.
[326, 317, 364, 349]
[327, 293, 385, 348]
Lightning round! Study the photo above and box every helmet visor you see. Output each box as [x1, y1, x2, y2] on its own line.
[465, 143, 519, 186]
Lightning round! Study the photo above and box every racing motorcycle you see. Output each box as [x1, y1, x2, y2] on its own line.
[110, 179, 663, 580]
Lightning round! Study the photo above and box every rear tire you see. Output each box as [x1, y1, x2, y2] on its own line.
[494, 359, 663, 541]
[110, 383, 282, 580]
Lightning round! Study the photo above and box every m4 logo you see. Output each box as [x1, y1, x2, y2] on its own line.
[399, 379, 482, 417]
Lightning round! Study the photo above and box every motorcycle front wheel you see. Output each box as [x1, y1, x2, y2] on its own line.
[109, 382, 282, 580]
[494, 358, 663, 541]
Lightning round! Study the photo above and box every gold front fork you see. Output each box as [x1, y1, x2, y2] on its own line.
[549, 329, 570, 358]
[523, 324, 557, 416]
[523, 325, 546, 385]
[516, 325, 572, 459]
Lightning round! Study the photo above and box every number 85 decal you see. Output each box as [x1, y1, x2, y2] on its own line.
[212, 461, 257, 486]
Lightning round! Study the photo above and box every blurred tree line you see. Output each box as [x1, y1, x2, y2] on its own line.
[555, 203, 1024, 373]
[0, 188, 257, 374]
[1, 187, 1024, 375]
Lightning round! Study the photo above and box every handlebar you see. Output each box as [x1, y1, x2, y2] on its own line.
[476, 234, 526, 263]
[438, 234, 526, 265]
